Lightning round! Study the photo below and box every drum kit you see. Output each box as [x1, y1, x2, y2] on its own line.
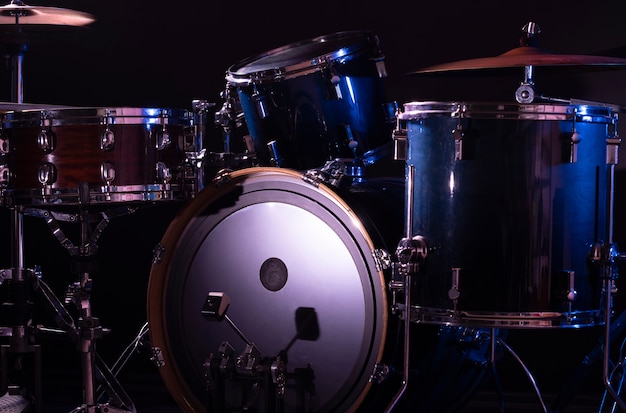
[0, 2, 626, 412]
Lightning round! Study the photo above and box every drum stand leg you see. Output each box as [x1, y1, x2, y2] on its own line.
[596, 154, 626, 411]
[15, 204, 139, 413]
[490, 331, 548, 412]
[599, 264, 626, 411]
[384, 164, 427, 413]
[59, 208, 136, 413]
[0, 207, 41, 413]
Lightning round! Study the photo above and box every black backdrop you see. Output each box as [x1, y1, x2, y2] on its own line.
[4, 0, 626, 110]
[2, 0, 626, 410]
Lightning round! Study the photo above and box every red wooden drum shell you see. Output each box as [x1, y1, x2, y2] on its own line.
[0, 107, 193, 206]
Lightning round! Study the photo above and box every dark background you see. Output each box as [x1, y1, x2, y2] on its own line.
[4, 0, 626, 111]
[2, 0, 626, 411]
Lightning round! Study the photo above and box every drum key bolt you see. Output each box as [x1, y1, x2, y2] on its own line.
[560, 117, 581, 163]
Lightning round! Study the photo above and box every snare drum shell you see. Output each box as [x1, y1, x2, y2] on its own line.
[1, 107, 191, 205]
[401, 101, 616, 328]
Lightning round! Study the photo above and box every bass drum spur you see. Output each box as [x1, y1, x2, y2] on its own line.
[147, 167, 495, 412]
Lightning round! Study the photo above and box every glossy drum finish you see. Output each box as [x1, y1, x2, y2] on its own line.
[224, 31, 395, 170]
[0, 107, 193, 206]
[400, 101, 619, 328]
[146, 167, 495, 412]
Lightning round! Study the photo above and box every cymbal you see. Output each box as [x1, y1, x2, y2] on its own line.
[0, 1, 94, 26]
[411, 46, 626, 74]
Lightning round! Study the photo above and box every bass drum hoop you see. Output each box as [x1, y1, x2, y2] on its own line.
[147, 167, 389, 412]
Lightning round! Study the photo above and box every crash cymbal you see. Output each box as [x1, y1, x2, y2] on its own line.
[0, 1, 94, 26]
[412, 21, 626, 74]
[412, 46, 626, 74]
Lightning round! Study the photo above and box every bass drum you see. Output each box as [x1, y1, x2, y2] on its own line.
[147, 167, 494, 412]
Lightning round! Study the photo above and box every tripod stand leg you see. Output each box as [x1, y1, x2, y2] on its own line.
[1, 343, 42, 413]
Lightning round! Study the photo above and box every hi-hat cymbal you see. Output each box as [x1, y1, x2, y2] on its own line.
[0, 1, 94, 26]
[411, 45, 626, 74]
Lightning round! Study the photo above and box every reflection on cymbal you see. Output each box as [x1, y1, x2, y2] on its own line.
[0, 1, 94, 26]
[411, 46, 626, 74]
[0, 102, 76, 113]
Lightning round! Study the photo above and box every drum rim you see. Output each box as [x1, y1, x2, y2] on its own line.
[225, 30, 384, 85]
[1, 106, 192, 127]
[410, 305, 604, 329]
[1, 183, 188, 206]
[147, 166, 390, 412]
[399, 100, 618, 122]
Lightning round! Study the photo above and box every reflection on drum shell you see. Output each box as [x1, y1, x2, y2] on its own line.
[225, 31, 394, 170]
[147, 167, 406, 412]
[0, 107, 192, 205]
[400, 101, 618, 328]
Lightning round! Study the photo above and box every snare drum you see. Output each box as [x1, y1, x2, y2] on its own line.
[0, 107, 193, 206]
[224, 31, 395, 170]
[399, 101, 619, 328]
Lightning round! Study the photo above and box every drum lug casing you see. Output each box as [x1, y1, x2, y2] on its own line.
[0, 134, 9, 154]
[0, 132, 9, 188]
[37, 128, 55, 153]
[100, 128, 115, 151]
[38, 162, 57, 186]
[155, 128, 171, 151]
[100, 162, 116, 185]
[0, 164, 10, 187]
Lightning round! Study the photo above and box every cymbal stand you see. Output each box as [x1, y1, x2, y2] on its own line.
[8, 41, 25, 104]
[3, 0, 30, 104]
